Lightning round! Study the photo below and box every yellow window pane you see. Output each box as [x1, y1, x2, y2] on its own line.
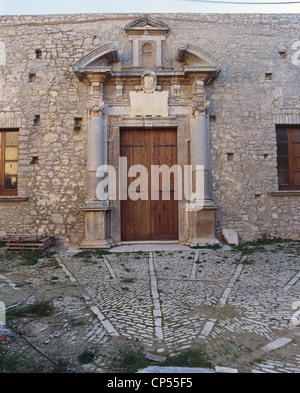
[5, 161, 18, 176]
[5, 147, 18, 160]
[5, 132, 18, 146]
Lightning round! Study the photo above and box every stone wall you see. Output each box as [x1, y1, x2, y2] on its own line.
[0, 13, 300, 244]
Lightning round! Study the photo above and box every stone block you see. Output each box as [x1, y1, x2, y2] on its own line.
[222, 229, 239, 246]
[129, 91, 169, 117]
[215, 365, 238, 373]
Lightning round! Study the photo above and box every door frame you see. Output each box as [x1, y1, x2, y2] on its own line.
[119, 127, 179, 242]
[108, 115, 190, 245]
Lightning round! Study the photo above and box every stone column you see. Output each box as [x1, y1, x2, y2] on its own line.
[81, 76, 113, 249]
[190, 104, 214, 206]
[186, 80, 217, 246]
[86, 103, 107, 203]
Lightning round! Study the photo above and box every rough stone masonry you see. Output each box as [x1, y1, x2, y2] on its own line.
[0, 13, 299, 247]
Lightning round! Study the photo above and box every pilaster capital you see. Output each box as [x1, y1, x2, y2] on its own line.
[86, 74, 107, 85]
[192, 100, 210, 116]
[88, 102, 105, 117]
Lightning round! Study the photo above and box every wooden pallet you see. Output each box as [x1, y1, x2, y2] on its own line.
[4, 233, 55, 250]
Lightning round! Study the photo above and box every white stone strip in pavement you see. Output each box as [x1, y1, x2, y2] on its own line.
[89, 304, 119, 337]
[0, 273, 20, 290]
[219, 263, 243, 306]
[82, 293, 119, 337]
[189, 250, 199, 280]
[200, 318, 217, 339]
[149, 252, 164, 341]
[54, 255, 77, 283]
[103, 257, 117, 279]
[55, 255, 119, 337]
[284, 271, 300, 291]
[261, 337, 292, 352]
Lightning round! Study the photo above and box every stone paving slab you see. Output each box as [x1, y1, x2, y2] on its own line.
[1, 243, 300, 372]
[54, 244, 300, 372]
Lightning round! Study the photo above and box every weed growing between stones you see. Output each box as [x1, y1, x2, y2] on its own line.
[0, 344, 36, 373]
[232, 233, 299, 256]
[105, 338, 151, 373]
[191, 243, 222, 250]
[73, 249, 111, 262]
[6, 299, 54, 320]
[121, 277, 136, 284]
[22, 250, 52, 266]
[163, 346, 212, 368]
[77, 350, 96, 364]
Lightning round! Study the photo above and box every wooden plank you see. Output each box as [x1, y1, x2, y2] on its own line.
[4, 233, 54, 250]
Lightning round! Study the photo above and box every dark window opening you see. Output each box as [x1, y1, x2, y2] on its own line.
[265, 73, 273, 80]
[35, 49, 42, 59]
[33, 115, 40, 126]
[28, 73, 36, 82]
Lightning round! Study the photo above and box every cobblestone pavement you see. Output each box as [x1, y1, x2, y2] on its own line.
[1, 242, 300, 373]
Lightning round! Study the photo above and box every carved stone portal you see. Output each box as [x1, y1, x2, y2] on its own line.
[73, 15, 221, 248]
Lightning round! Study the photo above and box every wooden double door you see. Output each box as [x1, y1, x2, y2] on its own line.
[120, 129, 178, 241]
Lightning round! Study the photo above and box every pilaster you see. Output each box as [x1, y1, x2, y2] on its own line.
[186, 79, 218, 246]
[80, 74, 113, 248]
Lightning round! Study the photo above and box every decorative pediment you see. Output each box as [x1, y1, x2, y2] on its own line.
[177, 41, 221, 69]
[176, 41, 221, 81]
[73, 43, 119, 73]
[73, 35, 221, 85]
[125, 15, 170, 35]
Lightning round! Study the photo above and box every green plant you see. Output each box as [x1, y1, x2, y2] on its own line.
[20, 249, 56, 266]
[0, 345, 29, 373]
[121, 277, 136, 284]
[232, 233, 296, 256]
[74, 249, 110, 261]
[163, 346, 212, 368]
[6, 299, 54, 320]
[107, 339, 150, 373]
[52, 358, 72, 373]
[78, 350, 95, 364]
[191, 243, 221, 250]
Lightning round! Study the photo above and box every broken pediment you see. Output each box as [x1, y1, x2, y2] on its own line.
[175, 41, 221, 82]
[177, 41, 221, 70]
[72, 26, 221, 85]
[73, 43, 119, 73]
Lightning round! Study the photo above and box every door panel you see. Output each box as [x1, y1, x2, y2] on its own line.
[121, 129, 178, 241]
